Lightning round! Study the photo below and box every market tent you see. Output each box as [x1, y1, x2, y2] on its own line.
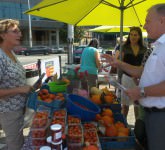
[25, 0, 164, 27]
[25, 0, 163, 62]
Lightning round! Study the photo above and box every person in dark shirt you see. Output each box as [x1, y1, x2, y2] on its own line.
[121, 27, 147, 120]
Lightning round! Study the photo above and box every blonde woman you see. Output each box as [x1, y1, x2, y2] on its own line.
[0, 19, 32, 150]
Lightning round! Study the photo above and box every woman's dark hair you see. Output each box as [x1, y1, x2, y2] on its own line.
[124, 26, 144, 47]
[88, 38, 99, 48]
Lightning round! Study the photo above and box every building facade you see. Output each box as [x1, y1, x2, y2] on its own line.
[0, 0, 65, 48]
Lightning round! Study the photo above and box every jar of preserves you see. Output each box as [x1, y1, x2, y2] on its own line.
[50, 124, 62, 143]
[40, 146, 51, 150]
[51, 140, 62, 150]
[46, 136, 52, 147]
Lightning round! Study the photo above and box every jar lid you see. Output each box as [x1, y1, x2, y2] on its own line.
[50, 124, 62, 131]
[46, 136, 52, 143]
[40, 146, 51, 150]
[51, 139, 62, 145]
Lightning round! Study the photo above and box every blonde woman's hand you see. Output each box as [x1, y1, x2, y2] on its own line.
[18, 85, 33, 94]
[0, 86, 34, 98]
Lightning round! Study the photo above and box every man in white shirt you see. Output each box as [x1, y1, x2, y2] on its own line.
[103, 3, 165, 150]
[125, 4, 165, 150]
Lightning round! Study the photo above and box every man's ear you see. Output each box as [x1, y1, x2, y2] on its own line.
[0, 33, 6, 40]
[160, 16, 165, 24]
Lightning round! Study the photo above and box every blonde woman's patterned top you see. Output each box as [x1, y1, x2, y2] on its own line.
[0, 49, 26, 112]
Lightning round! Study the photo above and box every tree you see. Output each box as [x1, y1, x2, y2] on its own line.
[74, 26, 85, 43]
[59, 24, 67, 43]
[59, 24, 85, 43]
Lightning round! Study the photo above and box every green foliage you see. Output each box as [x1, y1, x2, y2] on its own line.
[59, 24, 67, 43]
[74, 26, 85, 43]
[59, 24, 85, 43]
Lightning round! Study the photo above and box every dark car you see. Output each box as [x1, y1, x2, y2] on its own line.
[73, 45, 87, 64]
[13, 46, 27, 55]
[97, 47, 104, 54]
[23, 46, 53, 56]
[73, 45, 104, 64]
[51, 47, 66, 54]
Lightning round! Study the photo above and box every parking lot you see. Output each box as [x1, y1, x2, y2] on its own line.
[17, 53, 68, 66]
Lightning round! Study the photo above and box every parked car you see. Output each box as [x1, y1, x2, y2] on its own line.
[13, 46, 27, 55]
[73, 45, 104, 64]
[73, 45, 87, 64]
[51, 47, 66, 54]
[22, 46, 53, 56]
[97, 47, 104, 54]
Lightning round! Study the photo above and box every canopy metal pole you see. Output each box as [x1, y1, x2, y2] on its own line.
[27, 0, 33, 47]
[119, 1, 124, 62]
[67, 24, 74, 64]
[117, 0, 125, 99]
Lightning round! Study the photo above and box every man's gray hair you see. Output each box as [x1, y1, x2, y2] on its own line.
[149, 3, 165, 16]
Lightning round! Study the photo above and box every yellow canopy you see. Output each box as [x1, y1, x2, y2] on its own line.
[25, 0, 164, 27]
[89, 26, 131, 33]
[25, 0, 163, 64]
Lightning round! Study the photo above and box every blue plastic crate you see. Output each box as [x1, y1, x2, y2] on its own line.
[67, 94, 101, 122]
[37, 96, 66, 109]
[26, 92, 38, 111]
[100, 130, 135, 150]
[37, 105, 52, 118]
[114, 113, 127, 124]
[99, 114, 135, 150]
[99, 104, 121, 113]
[26, 85, 66, 111]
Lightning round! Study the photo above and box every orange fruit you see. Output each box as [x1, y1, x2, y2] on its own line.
[101, 115, 114, 126]
[118, 127, 129, 136]
[56, 92, 64, 97]
[83, 145, 99, 150]
[90, 95, 102, 105]
[117, 132, 129, 141]
[95, 114, 102, 121]
[115, 121, 125, 130]
[105, 125, 118, 137]
[104, 95, 113, 104]
[40, 89, 49, 95]
[43, 98, 52, 103]
[102, 108, 113, 117]
[49, 94, 56, 100]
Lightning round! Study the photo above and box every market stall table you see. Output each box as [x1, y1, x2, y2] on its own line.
[22, 81, 135, 150]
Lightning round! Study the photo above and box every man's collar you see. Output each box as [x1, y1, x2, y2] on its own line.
[156, 34, 165, 44]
